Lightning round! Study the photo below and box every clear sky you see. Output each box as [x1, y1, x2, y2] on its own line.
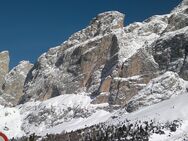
[0, 0, 182, 68]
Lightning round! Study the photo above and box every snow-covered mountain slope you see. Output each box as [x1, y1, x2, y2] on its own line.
[107, 92, 188, 141]
[0, 94, 111, 139]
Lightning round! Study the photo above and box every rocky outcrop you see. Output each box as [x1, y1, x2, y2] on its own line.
[126, 71, 188, 112]
[0, 51, 9, 90]
[2, 61, 33, 106]
[152, 27, 188, 80]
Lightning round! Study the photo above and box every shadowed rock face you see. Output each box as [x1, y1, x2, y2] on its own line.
[0, 51, 9, 90]
[152, 27, 188, 80]
[164, 6, 188, 32]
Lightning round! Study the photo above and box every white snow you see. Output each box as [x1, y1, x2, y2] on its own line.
[114, 75, 141, 81]
[106, 93, 188, 141]
[113, 13, 169, 63]
[40, 110, 111, 136]
[126, 93, 188, 122]
[0, 106, 25, 139]
[0, 94, 111, 139]
[0, 51, 9, 54]
[150, 121, 188, 141]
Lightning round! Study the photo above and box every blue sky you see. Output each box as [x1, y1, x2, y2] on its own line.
[0, 0, 182, 68]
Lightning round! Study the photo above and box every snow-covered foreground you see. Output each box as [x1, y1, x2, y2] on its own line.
[107, 93, 188, 141]
[1, 92, 188, 140]
[0, 105, 24, 138]
[0, 94, 111, 139]
[1, 71, 188, 141]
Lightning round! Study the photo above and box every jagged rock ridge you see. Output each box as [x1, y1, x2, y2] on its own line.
[18, 0, 188, 108]
[20, 9, 169, 106]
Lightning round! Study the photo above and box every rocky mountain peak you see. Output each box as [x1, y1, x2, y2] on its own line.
[64, 11, 124, 47]
[19, 8, 169, 105]
[0, 60, 33, 106]
[90, 11, 124, 31]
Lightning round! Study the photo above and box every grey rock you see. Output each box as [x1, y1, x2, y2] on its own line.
[0, 51, 9, 90]
[109, 48, 159, 106]
[2, 61, 33, 106]
[21, 33, 120, 103]
[164, 11, 188, 32]
[152, 27, 188, 80]
[126, 71, 187, 112]
[20, 9, 168, 106]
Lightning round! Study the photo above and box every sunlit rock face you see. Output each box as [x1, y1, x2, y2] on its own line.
[20, 11, 125, 104]
[0, 51, 9, 90]
[2, 61, 33, 106]
[18, 0, 188, 109]
[19, 9, 164, 105]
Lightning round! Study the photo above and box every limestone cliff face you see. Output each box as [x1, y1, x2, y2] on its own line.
[17, 0, 188, 108]
[20, 10, 167, 105]
[20, 11, 124, 104]
[109, 48, 159, 105]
